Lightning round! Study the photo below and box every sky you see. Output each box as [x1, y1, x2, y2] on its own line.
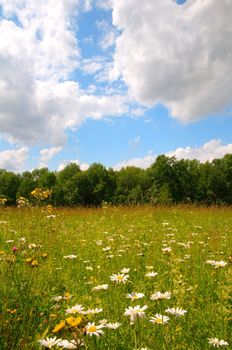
[0, 0, 232, 173]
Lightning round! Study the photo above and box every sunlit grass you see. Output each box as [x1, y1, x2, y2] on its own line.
[0, 206, 231, 349]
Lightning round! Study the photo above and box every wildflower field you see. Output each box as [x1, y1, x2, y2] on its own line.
[0, 206, 231, 349]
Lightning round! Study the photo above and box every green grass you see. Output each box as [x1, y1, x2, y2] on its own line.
[0, 206, 231, 349]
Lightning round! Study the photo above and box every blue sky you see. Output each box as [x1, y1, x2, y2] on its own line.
[0, 0, 232, 172]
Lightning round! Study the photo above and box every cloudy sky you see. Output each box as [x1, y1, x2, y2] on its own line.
[0, 0, 232, 172]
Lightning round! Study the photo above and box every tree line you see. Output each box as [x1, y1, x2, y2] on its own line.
[1, 154, 232, 206]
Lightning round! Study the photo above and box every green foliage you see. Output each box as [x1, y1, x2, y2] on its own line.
[2, 154, 232, 206]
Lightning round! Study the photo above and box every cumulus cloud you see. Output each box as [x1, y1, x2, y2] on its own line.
[39, 146, 62, 168]
[58, 160, 89, 171]
[96, 0, 113, 11]
[114, 151, 156, 170]
[97, 20, 118, 50]
[0, 147, 28, 172]
[111, 0, 232, 122]
[114, 140, 232, 169]
[167, 139, 232, 163]
[81, 0, 93, 12]
[0, 0, 128, 146]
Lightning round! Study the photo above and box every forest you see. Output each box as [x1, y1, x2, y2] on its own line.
[1, 154, 232, 206]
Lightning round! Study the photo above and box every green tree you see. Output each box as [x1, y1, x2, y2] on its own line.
[0, 170, 20, 205]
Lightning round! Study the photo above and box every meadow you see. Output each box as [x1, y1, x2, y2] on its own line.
[0, 206, 231, 349]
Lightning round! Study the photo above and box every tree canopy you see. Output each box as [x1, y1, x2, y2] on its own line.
[1, 154, 232, 206]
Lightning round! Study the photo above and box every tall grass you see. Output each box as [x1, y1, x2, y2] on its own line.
[0, 206, 231, 349]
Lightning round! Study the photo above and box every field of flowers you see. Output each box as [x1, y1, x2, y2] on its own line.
[0, 206, 231, 349]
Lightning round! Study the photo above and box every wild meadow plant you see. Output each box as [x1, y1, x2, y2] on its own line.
[0, 206, 231, 349]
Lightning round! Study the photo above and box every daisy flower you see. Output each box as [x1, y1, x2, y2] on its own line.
[145, 271, 158, 278]
[110, 273, 129, 283]
[207, 260, 227, 268]
[82, 308, 103, 315]
[92, 284, 109, 291]
[208, 338, 229, 347]
[165, 307, 187, 316]
[102, 246, 111, 251]
[150, 314, 170, 325]
[126, 292, 145, 300]
[46, 215, 56, 219]
[121, 267, 130, 274]
[85, 322, 104, 337]
[66, 304, 84, 314]
[57, 339, 78, 349]
[124, 305, 148, 324]
[63, 255, 77, 259]
[162, 247, 172, 253]
[150, 291, 171, 300]
[106, 322, 122, 329]
[38, 337, 60, 348]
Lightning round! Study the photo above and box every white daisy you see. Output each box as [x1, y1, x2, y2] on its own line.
[208, 338, 229, 347]
[92, 284, 109, 291]
[110, 273, 129, 283]
[63, 255, 77, 259]
[102, 246, 111, 251]
[46, 215, 56, 219]
[124, 305, 148, 324]
[82, 307, 103, 315]
[162, 247, 172, 253]
[106, 322, 121, 329]
[126, 292, 145, 300]
[38, 337, 60, 348]
[209, 260, 227, 268]
[165, 307, 187, 316]
[85, 322, 104, 337]
[150, 291, 171, 300]
[145, 271, 158, 278]
[57, 339, 78, 349]
[150, 314, 170, 325]
[121, 267, 130, 274]
[66, 304, 84, 314]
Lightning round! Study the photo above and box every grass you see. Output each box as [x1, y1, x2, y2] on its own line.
[0, 205, 231, 349]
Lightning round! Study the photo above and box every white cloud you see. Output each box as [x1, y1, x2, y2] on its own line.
[81, 0, 93, 12]
[96, 0, 113, 11]
[82, 58, 104, 74]
[58, 160, 89, 171]
[114, 151, 156, 170]
[0, 147, 28, 172]
[167, 139, 232, 163]
[97, 20, 118, 50]
[111, 0, 232, 122]
[113, 140, 232, 169]
[39, 146, 62, 168]
[0, 0, 128, 146]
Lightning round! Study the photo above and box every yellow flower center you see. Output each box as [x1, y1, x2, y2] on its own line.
[117, 275, 124, 281]
[88, 325, 97, 333]
[155, 318, 163, 324]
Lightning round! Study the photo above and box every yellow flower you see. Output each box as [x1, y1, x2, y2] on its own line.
[52, 320, 65, 333]
[7, 309, 17, 314]
[0, 250, 5, 255]
[31, 259, 38, 267]
[64, 292, 71, 300]
[66, 316, 82, 327]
